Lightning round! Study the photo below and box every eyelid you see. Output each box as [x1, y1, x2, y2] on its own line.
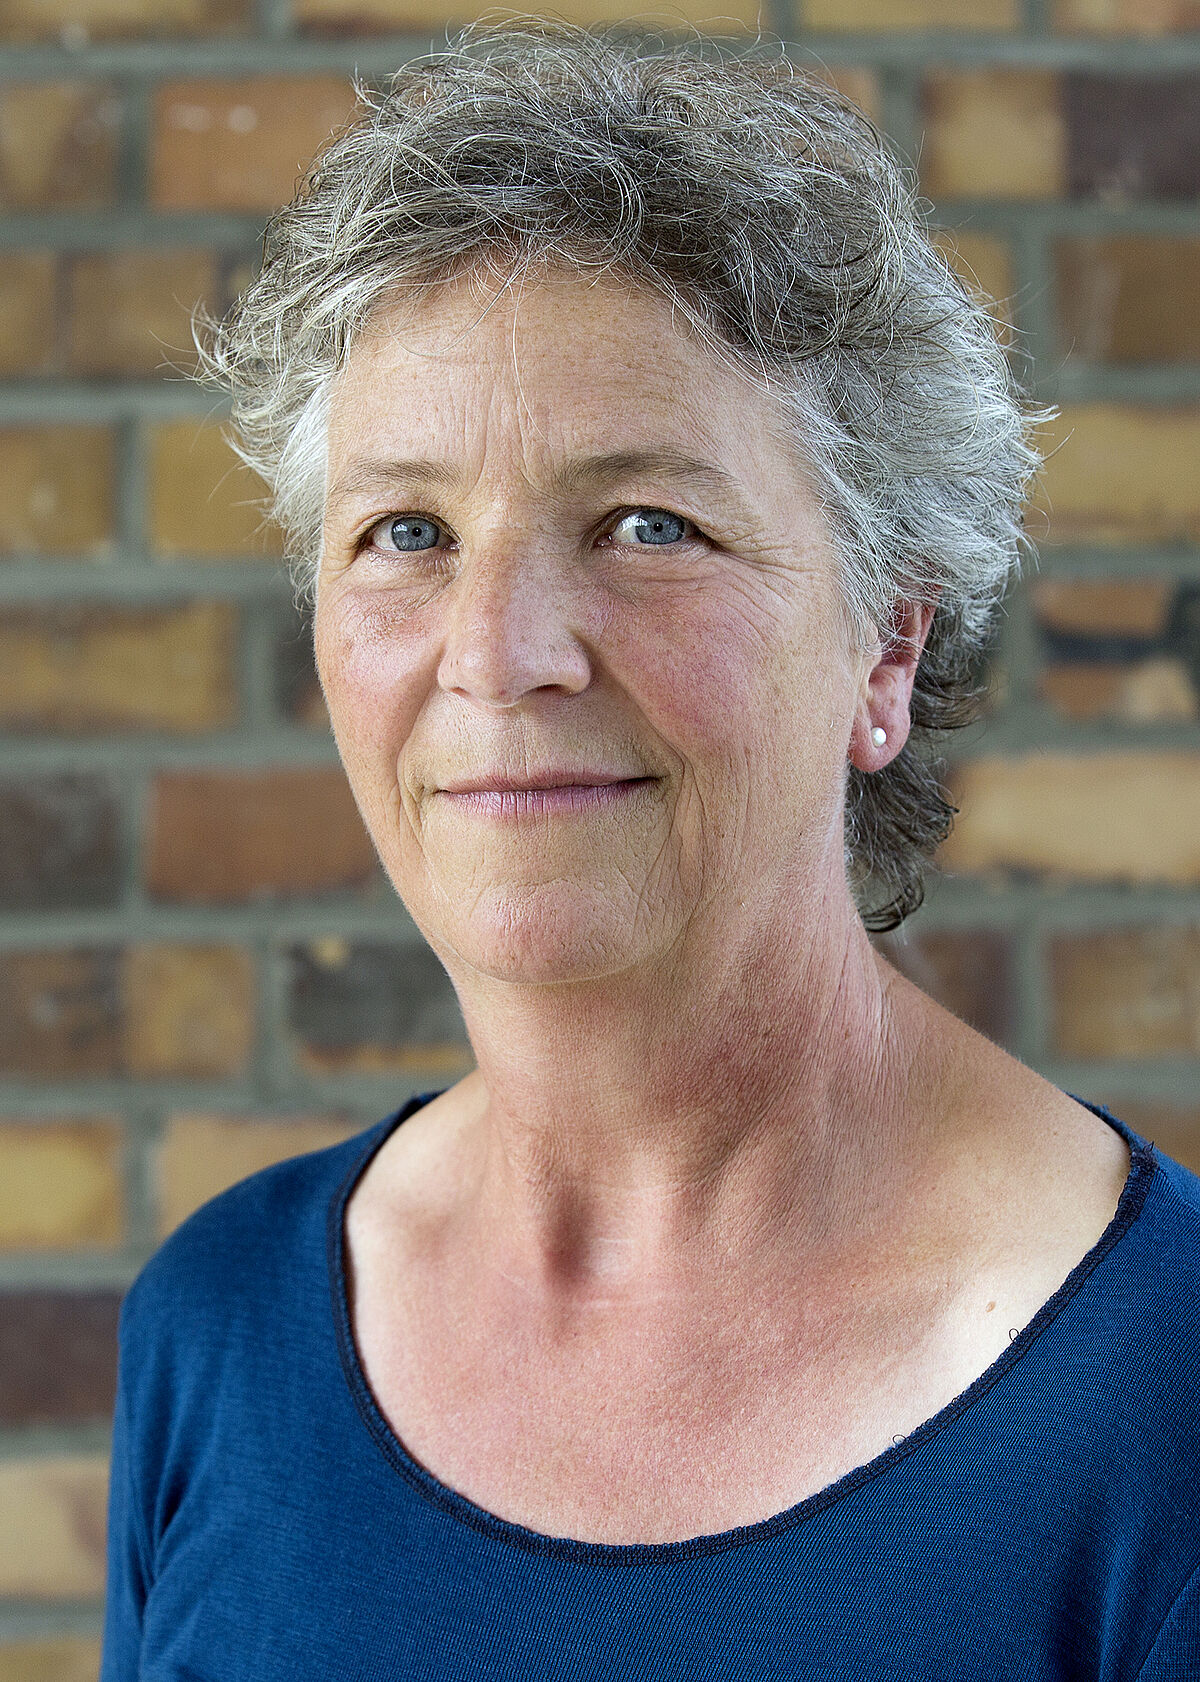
[356, 504, 706, 553]
[357, 511, 452, 552]
[606, 507, 702, 544]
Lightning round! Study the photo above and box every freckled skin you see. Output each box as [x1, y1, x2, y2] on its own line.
[313, 263, 951, 1258]
[318, 266, 1133, 1545]
[317, 268, 917, 995]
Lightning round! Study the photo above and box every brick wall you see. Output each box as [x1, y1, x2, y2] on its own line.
[1, 0, 1198, 1665]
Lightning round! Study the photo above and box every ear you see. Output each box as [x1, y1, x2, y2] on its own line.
[847, 593, 939, 773]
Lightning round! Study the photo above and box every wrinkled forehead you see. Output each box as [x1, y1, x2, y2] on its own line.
[324, 263, 813, 501]
[335, 263, 740, 401]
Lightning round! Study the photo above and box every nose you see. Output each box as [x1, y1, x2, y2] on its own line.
[436, 546, 593, 709]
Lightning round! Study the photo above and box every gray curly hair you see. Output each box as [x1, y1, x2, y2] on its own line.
[197, 15, 1048, 932]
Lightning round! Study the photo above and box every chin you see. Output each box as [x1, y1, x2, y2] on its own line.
[420, 882, 660, 986]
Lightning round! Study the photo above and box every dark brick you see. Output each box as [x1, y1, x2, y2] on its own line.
[1065, 73, 1200, 199]
[289, 941, 470, 1072]
[1057, 236, 1200, 363]
[0, 949, 122, 1077]
[1033, 581, 1200, 715]
[0, 776, 120, 911]
[873, 928, 1014, 1048]
[1167, 584, 1200, 695]
[0, 1290, 119, 1425]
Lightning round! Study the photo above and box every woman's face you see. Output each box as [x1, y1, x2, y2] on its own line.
[315, 267, 878, 985]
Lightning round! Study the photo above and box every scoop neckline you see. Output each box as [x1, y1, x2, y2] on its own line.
[326, 1090, 1156, 1568]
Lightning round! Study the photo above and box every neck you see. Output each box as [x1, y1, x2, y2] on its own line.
[430, 874, 949, 1303]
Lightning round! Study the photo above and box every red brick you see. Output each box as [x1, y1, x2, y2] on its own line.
[1057, 236, 1200, 363]
[0, 83, 118, 208]
[1051, 927, 1200, 1058]
[814, 66, 882, 127]
[0, 944, 254, 1078]
[151, 76, 356, 211]
[0, 1291, 120, 1423]
[148, 418, 281, 559]
[66, 250, 215, 377]
[1032, 578, 1200, 720]
[0, 426, 114, 556]
[943, 752, 1200, 883]
[921, 70, 1065, 200]
[0, 601, 237, 733]
[0, 0, 247, 42]
[1035, 404, 1200, 544]
[0, 254, 56, 376]
[146, 767, 377, 903]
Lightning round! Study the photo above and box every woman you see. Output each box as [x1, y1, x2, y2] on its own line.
[102, 19, 1200, 1679]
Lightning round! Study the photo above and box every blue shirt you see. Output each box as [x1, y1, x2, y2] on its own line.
[101, 1094, 1200, 1680]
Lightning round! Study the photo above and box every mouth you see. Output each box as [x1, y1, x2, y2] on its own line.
[439, 772, 652, 795]
[438, 778, 655, 817]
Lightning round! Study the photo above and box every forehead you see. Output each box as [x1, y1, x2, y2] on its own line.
[325, 267, 794, 481]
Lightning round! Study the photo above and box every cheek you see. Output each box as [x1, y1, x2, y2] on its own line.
[609, 581, 841, 781]
[608, 590, 761, 750]
[314, 590, 426, 762]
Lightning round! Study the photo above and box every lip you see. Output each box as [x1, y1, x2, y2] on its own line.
[438, 779, 654, 818]
[439, 772, 648, 794]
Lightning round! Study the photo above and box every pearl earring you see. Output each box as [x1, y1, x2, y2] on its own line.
[871, 726, 887, 747]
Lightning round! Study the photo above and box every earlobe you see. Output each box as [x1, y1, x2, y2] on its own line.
[850, 707, 899, 773]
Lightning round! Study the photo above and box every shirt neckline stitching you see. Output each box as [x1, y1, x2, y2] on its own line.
[325, 1092, 1157, 1568]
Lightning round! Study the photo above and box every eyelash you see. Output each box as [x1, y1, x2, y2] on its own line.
[356, 506, 704, 557]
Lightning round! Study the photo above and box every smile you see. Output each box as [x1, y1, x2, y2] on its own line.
[438, 779, 654, 818]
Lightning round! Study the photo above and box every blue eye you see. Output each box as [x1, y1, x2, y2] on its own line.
[612, 509, 692, 546]
[361, 506, 696, 558]
[375, 515, 444, 553]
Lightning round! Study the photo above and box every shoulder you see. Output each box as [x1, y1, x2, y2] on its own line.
[1135, 1127, 1200, 1288]
[1083, 1115, 1200, 1453]
[118, 1120, 384, 1353]
[1074, 1101, 1200, 1328]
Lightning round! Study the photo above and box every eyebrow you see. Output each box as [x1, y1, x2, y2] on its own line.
[326, 448, 751, 512]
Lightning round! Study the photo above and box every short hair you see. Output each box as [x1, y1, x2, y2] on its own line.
[197, 15, 1048, 931]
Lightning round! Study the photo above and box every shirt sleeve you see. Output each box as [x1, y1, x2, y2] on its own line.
[1136, 1562, 1200, 1682]
[99, 1309, 154, 1681]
